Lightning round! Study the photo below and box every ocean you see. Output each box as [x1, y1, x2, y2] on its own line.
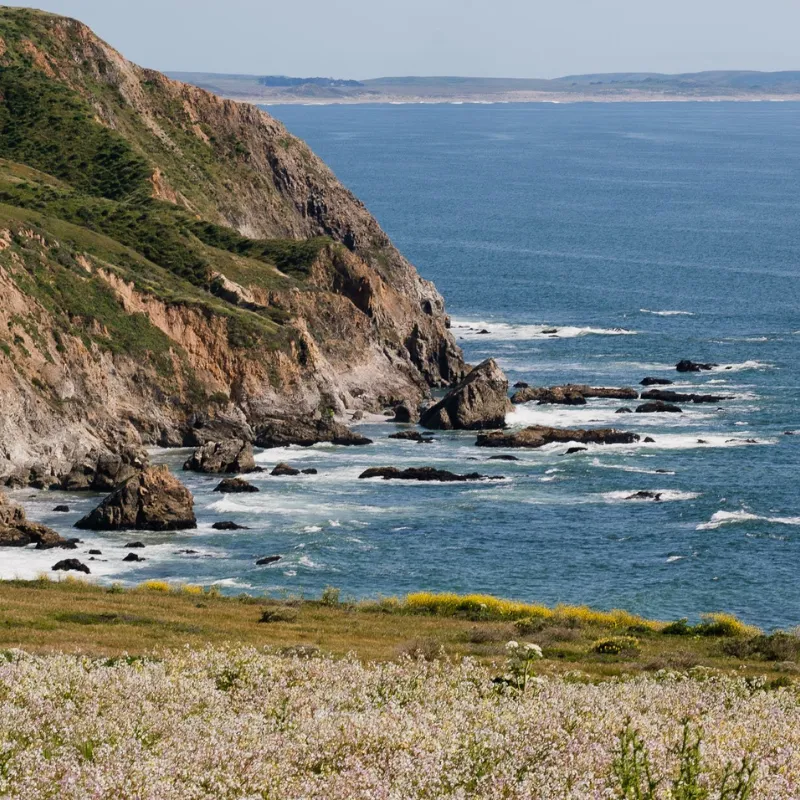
[6, 102, 800, 629]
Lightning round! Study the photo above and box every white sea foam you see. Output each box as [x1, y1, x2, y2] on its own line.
[601, 490, 700, 503]
[666, 555, 685, 563]
[640, 309, 695, 317]
[697, 510, 800, 530]
[590, 458, 676, 475]
[451, 319, 636, 341]
[712, 360, 773, 373]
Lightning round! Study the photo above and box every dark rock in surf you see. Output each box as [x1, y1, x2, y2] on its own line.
[616, 408, 633, 414]
[564, 447, 588, 455]
[676, 360, 718, 373]
[392, 402, 419, 424]
[488, 455, 520, 461]
[636, 401, 683, 414]
[256, 555, 282, 566]
[214, 478, 259, 494]
[301, 468, 319, 474]
[212, 521, 250, 531]
[359, 467, 495, 482]
[125, 542, 145, 548]
[53, 505, 70, 513]
[52, 558, 90, 574]
[271, 463, 300, 477]
[641, 377, 673, 386]
[640, 389, 729, 404]
[626, 491, 663, 501]
[511, 384, 638, 406]
[123, 553, 145, 562]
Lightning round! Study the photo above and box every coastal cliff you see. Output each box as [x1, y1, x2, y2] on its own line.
[0, 7, 464, 485]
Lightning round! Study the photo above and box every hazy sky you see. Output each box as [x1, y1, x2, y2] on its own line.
[10, 0, 800, 78]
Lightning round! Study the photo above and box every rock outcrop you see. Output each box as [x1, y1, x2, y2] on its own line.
[183, 439, 257, 474]
[271, 463, 300, 476]
[0, 491, 73, 548]
[359, 467, 495, 482]
[59, 447, 149, 492]
[635, 402, 683, 414]
[391, 403, 419, 424]
[75, 466, 197, 531]
[52, 558, 90, 574]
[640, 377, 673, 386]
[254, 417, 372, 448]
[475, 426, 640, 449]
[420, 359, 511, 430]
[640, 390, 729, 404]
[511, 385, 639, 405]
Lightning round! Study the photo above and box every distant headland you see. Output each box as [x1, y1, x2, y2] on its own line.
[167, 71, 800, 104]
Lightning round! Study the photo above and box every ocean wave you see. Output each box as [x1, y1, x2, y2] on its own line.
[640, 309, 695, 317]
[590, 458, 676, 475]
[601, 490, 700, 503]
[451, 319, 636, 341]
[697, 510, 800, 530]
[713, 360, 773, 373]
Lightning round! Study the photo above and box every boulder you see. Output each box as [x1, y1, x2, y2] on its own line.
[635, 402, 683, 414]
[183, 439, 257, 474]
[488, 455, 520, 461]
[255, 417, 373, 448]
[88, 549, 102, 555]
[125, 542, 145, 548]
[644, 437, 656, 443]
[640, 377, 673, 386]
[359, 467, 497, 482]
[640, 389, 730, 404]
[511, 384, 638, 405]
[75, 466, 197, 531]
[564, 447, 588, 455]
[392, 402, 419, 424]
[123, 553, 145, 562]
[476, 426, 639, 449]
[301, 468, 319, 475]
[214, 478, 259, 494]
[616, 408, 633, 414]
[0, 491, 73, 549]
[52, 559, 90, 574]
[676, 360, 718, 373]
[183, 411, 254, 447]
[420, 359, 511, 430]
[212, 521, 250, 531]
[271, 463, 300, 477]
[60, 446, 149, 492]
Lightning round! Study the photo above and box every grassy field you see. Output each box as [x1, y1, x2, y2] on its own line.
[1, 578, 797, 683]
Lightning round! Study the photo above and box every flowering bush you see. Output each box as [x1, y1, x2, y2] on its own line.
[0, 647, 798, 798]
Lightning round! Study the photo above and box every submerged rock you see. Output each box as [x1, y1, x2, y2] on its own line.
[488, 455, 520, 461]
[52, 558, 90, 574]
[212, 521, 250, 531]
[255, 417, 373, 448]
[641, 377, 674, 386]
[123, 553, 145, 562]
[301, 468, 319, 475]
[53, 505, 70, 513]
[359, 467, 497, 482]
[476, 426, 639, 449]
[616, 408, 633, 414]
[626, 491, 663, 501]
[636, 402, 683, 414]
[640, 389, 730, 404]
[75, 466, 197, 531]
[0, 491, 73, 549]
[125, 542, 145, 548]
[183, 439, 257, 474]
[389, 431, 435, 443]
[214, 478, 259, 494]
[420, 359, 511, 430]
[676, 360, 718, 373]
[564, 447, 588, 455]
[256, 555, 282, 566]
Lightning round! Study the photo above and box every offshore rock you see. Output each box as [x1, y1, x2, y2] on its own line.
[213, 477, 259, 493]
[640, 389, 730, 404]
[636, 402, 683, 414]
[75, 466, 197, 531]
[183, 439, 257, 474]
[0, 491, 73, 548]
[60, 446, 149, 492]
[641, 377, 673, 386]
[420, 359, 511, 430]
[476, 426, 640, 449]
[254, 417, 372, 448]
[511, 385, 639, 405]
[676, 360, 718, 373]
[359, 467, 494, 482]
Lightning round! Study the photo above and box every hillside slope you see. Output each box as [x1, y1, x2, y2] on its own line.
[0, 7, 464, 485]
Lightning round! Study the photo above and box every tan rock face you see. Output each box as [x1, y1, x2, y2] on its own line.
[75, 466, 197, 531]
[0, 491, 70, 548]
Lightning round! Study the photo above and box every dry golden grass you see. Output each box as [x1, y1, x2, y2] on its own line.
[0, 579, 791, 681]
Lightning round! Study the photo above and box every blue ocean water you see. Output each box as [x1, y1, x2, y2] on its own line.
[9, 103, 800, 628]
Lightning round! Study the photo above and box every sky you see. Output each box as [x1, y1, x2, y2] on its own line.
[9, 0, 800, 79]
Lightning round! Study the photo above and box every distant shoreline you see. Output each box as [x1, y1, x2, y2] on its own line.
[241, 92, 800, 106]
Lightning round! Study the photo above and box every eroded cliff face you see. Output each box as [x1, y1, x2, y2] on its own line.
[0, 8, 465, 484]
